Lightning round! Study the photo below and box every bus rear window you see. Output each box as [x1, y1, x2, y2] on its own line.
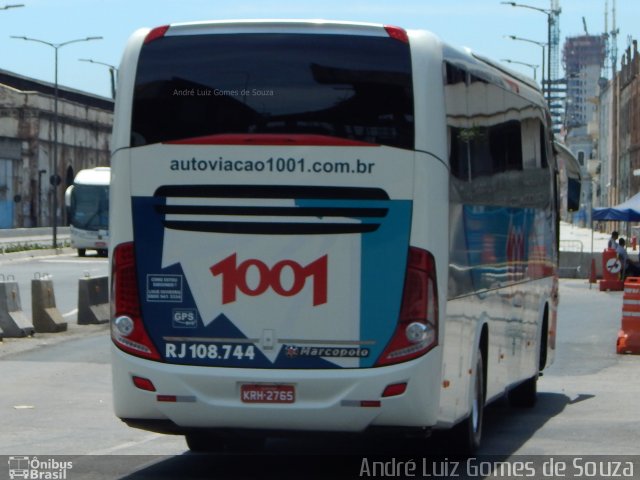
[131, 33, 414, 149]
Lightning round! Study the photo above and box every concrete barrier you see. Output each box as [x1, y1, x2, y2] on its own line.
[77, 275, 109, 325]
[0, 278, 35, 337]
[32, 276, 67, 333]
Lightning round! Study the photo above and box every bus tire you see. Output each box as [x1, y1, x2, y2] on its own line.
[510, 310, 544, 408]
[78, 249, 86, 257]
[508, 375, 537, 408]
[450, 348, 484, 453]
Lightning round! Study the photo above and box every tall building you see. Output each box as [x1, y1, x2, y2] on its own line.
[563, 35, 607, 130]
[618, 41, 640, 201]
[562, 34, 606, 223]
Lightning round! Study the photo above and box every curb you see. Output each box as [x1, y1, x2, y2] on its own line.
[0, 248, 75, 263]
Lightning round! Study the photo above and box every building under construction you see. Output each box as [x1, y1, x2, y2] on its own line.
[563, 35, 607, 129]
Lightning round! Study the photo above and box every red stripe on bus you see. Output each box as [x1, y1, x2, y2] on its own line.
[164, 134, 379, 147]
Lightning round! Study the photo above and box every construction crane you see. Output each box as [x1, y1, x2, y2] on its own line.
[582, 17, 589, 35]
[549, 0, 561, 87]
[604, 0, 620, 78]
[610, 0, 619, 77]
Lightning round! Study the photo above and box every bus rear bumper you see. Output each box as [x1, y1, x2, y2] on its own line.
[112, 344, 442, 435]
[121, 417, 432, 441]
[69, 226, 109, 250]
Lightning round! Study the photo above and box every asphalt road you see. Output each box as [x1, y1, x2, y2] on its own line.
[0, 252, 638, 479]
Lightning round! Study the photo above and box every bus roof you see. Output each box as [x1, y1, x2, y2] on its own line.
[442, 43, 546, 108]
[151, 19, 394, 38]
[74, 167, 110, 186]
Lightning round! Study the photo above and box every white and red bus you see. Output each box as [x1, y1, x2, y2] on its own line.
[110, 20, 561, 453]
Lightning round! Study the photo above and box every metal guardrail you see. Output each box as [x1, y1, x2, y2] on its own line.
[559, 240, 584, 279]
[559, 239, 584, 253]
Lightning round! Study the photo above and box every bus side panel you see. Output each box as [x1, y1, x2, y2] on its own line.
[109, 150, 133, 247]
[442, 48, 556, 426]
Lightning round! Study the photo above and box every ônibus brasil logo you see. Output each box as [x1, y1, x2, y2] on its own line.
[210, 254, 328, 306]
[8, 456, 73, 479]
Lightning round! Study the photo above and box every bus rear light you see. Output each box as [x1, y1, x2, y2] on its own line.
[156, 395, 177, 403]
[384, 25, 409, 44]
[375, 247, 438, 366]
[382, 382, 408, 398]
[132, 376, 156, 392]
[111, 242, 161, 361]
[144, 25, 170, 44]
[114, 316, 134, 337]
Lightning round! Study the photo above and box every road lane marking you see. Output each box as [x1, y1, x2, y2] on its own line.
[85, 433, 165, 455]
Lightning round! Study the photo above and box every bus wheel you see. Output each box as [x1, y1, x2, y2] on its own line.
[78, 249, 86, 257]
[509, 315, 543, 408]
[449, 348, 484, 453]
[508, 375, 537, 408]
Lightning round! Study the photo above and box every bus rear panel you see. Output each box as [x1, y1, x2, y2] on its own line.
[111, 21, 445, 437]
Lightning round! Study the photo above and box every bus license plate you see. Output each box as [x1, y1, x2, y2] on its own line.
[240, 384, 295, 404]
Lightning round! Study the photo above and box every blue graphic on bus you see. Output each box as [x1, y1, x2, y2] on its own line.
[131, 194, 412, 368]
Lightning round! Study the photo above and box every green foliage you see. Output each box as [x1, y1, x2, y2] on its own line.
[0, 241, 70, 255]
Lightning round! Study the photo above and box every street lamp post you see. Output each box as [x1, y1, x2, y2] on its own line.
[501, 59, 539, 80]
[505, 35, 547, 88]
[10, 35, 102, 248]
[0, 4, 24, 10]
[79, 58, 118, 99]
[37, 169, 46, 227]
[501, 1, 562, 107]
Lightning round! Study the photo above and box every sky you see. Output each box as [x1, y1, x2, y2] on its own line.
[0, 0, 639, 99]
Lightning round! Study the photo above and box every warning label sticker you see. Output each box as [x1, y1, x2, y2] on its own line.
[146, 274, 183, 302]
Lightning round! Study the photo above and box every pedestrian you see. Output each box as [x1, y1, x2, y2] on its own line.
[616, 238, 640, 277]
[608, 231, 619, 249]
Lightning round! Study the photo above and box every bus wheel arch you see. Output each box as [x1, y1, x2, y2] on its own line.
[508, 305, 546, 409]
[448, 324, 488, 453]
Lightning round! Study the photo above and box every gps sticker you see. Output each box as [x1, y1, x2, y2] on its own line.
[172, 309, 198, 328]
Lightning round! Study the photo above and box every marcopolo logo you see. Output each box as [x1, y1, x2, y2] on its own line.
[8, 456, 73, 479]
[210, 253, 328, 306]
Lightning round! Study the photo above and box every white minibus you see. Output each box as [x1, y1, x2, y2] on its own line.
[65, 166, 110, 256]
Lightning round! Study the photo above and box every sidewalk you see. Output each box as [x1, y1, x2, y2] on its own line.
[558, 222, 640, 279]
[0, 227, 71, 251]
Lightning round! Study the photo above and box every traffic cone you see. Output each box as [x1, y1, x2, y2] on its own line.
[617, 277, 640, 355]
